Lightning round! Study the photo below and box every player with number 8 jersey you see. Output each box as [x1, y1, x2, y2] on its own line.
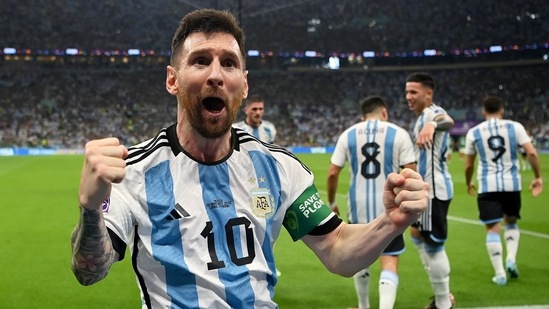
[328, 96, 417, 309]
[330, 105, 416, 224]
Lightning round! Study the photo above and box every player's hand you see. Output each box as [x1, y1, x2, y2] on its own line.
[530, 178, 543, 197]
[416, 123, 435, 149]
[467, 183, 477, 196]
[78, 138, 128, 210]
[383, 168, 429, 228]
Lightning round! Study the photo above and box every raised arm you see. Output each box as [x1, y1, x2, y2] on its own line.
[416, 114, 454, 149]
[302, 168, 428, 277]
[71, 138, 127, 285]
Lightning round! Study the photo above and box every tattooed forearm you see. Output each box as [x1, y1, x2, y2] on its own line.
[71, 208, 115, 286]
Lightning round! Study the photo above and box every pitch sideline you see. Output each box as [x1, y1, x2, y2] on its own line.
[330, 191, 549, 240]
[447, 215, 549, 239]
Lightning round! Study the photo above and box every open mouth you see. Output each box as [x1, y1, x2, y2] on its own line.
[202, 97, 226, 112]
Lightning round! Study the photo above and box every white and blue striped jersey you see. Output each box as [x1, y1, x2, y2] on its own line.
[233, 120, 277, 143]
[464, 118, 531, 193]
[413, 103, 454, 200]
[103, 124, 336, 309]
[331, 119, 416, 224]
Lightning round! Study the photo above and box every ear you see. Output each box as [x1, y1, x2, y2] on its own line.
[242, 70, 249, 100]
[426, 88, 434, 100]
[166, 65, 178, 95]
[381, 108, 389, 121]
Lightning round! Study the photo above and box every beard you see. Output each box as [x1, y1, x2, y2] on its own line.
[178, 90, 242, 139]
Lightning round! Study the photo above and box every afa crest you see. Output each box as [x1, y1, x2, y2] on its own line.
[250, 188, 275, 218]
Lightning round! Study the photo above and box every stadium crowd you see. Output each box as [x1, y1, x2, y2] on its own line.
[1, 0, 548, 150]
[1, 63, 548, 149]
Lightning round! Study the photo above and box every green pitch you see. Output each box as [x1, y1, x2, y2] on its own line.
[0, 153, 548, 308]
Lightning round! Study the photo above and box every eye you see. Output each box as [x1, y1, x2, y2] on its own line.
[193, 57, 209, 66]
[223, 59, 237, 68]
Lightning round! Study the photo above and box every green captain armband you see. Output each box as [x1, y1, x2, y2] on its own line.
[283, 184, 334, 241]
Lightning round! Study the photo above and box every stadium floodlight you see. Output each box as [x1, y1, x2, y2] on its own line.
[247, 50, 259, 57]
[328, 56, 340, 69]
[128, 49, 140, 56]
[424, 49, 437, 56]
[65, 48, 79, 55]
[362, 51, 375, 58]
[304, 51, 317, 57]
[489, 45, 503, 52]
[3, 47, 16, 55]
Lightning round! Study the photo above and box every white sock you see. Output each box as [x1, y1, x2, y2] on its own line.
[411, 236, 430, 271]
[379, 270, 398, 309]
[504, 224, 520, 263]
[486, 232, 506, 277]
[353, 268, 370, 309]
[425, 244, 452, 309]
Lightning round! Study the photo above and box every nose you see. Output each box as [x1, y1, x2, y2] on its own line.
[207, 61, 224, 87]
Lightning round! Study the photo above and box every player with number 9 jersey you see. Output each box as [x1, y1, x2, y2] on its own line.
[464, 118, 531, 193]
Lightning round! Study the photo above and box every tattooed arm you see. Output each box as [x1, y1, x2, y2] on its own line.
[71, 208, 118, 286]
[71, 138, 128, 285]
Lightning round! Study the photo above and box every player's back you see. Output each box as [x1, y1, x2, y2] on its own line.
[466, 118, 530, 193]
[335, 119, 415, 223]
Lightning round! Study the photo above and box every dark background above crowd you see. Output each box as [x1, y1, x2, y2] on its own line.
[1, 0, 547, 53]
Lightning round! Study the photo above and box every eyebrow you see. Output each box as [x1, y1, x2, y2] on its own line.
[187, 47, 241, 62]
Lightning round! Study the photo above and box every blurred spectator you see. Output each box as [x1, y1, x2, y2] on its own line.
[1, 62, 548, 149]
[1, 0, 548, 149]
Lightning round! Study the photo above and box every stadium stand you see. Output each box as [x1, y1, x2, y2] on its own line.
[1, 0, 548, 150]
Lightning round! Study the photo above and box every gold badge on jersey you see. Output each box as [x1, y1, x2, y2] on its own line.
[250, 188, 275, 218]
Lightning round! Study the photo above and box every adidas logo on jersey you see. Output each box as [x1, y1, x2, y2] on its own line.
[167, 203, 190, 220]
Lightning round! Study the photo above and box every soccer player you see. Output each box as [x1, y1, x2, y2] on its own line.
[464, 96, 543, 286]
[405, 72, 455, 309]
[234, 95, 277, 143]
[327, 96, 417, 309]
[70, 9, 429, 309]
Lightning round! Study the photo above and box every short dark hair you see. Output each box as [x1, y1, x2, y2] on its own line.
[170, 9, 246, 68]
[483, 96, 504, 114]
[360, 96, 386, 115]
[245, 95, 264, 106]
[406, 72, 435, 90]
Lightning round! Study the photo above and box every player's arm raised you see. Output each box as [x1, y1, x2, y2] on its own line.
[416, 114, 454, 149]
[302, 168, 428, 277]
[71, 138, 128, 286]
